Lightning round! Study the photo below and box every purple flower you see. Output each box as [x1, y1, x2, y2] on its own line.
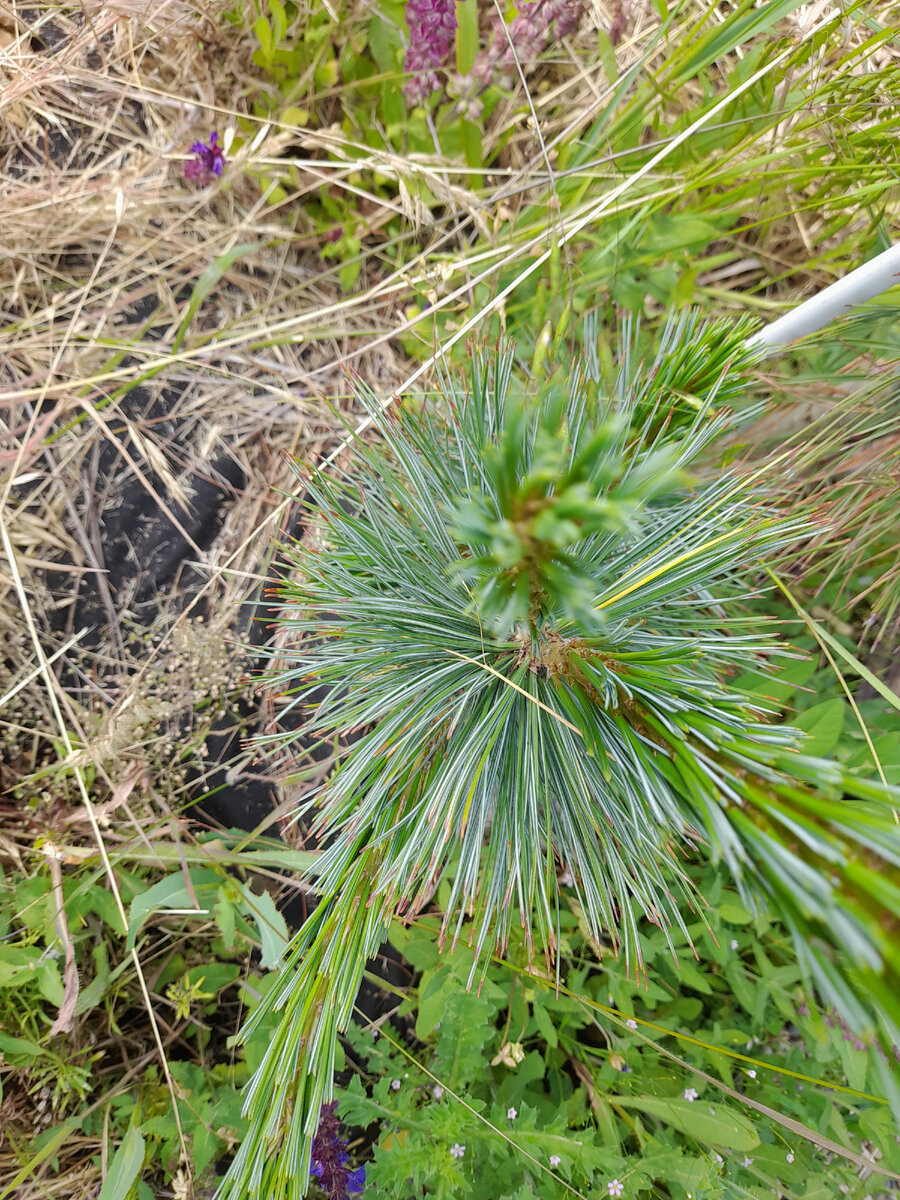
[310, 1102, 366, 1198]
[403, 0, 457, 104]
[403, 0, 583, 109]
[476, 1, 582, 87]
[437, 0, 585, 116]
[184, 131, 226, 185]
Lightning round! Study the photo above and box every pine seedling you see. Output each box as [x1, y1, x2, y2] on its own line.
[220, 316, 900, 1199]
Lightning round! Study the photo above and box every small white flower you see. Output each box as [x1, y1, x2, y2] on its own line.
[786, 1152, 795, 1164]
[432, 1085, 444, 1101]
[684, 1087, 698, 1102]
[390, 1079, 401, 1091]
[747, 1069, 757, 1079]
[507, 1107, 518, 1120]
[714, 1153, 724, 1164]
[549, 1154, 562, 1168]
[559, 869, 574, 887]
[626, 1018, 638, 1030]
[741, 1156, 754, 1168]
[449, 1143, 465, 1159]
[730, 939, 740, 951]
[607, 1180, 624, 1198]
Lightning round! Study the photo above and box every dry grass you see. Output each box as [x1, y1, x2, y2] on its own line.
[0, 11, 413, 1183]
[0, 0, 411, 804]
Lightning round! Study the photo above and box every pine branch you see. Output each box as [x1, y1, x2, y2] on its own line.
[225, 859, 391, 1200]
[220, 314, 900, 1198]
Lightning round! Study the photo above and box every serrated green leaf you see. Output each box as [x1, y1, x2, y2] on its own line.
[433, 990, 495, 1092]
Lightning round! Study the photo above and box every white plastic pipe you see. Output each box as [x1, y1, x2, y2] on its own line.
[747, 243, 900, 356]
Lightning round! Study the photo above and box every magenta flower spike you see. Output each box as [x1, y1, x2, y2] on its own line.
[403, 0, 457, 104]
